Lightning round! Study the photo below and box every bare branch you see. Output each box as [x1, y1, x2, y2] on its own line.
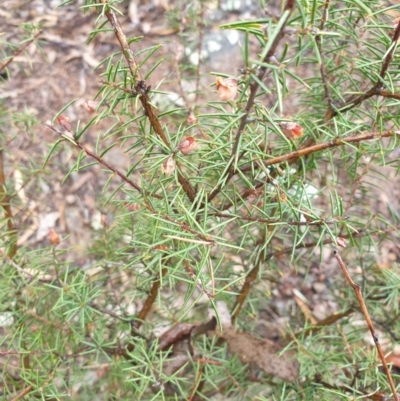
[0, 30, 42, 74]
[334, 252, 399, 401]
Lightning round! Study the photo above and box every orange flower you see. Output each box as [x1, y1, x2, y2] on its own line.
[216, 77, 238, 101]
[279, 122, 303, 139]
[48, 228, 61, 245]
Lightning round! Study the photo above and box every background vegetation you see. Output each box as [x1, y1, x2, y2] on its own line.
[0, 0, 400, 399]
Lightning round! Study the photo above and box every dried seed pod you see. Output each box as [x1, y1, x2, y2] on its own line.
[158, 323, 196, 351]
[162, 155, 176, 175]
[216, 77, 238, 101]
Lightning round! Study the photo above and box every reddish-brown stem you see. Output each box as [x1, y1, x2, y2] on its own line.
[135, 268, 167, 329]
[327, 22, 400, 119]
[188, 362, 205, 401]
[44, 124, 143, 193]
[9, 385, 33, 401]
[334, 252, 399, 401]
[240, 130, 398, 172]
[0, 30, 42, 73]
[98, 0, 196, 202]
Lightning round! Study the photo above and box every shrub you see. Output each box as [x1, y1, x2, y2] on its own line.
[1, 0, 400, 400]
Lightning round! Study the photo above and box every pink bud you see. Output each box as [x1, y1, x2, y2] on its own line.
[57, 115, 71, 132]
[186, 110, 197, 125]
[178, 136, 197, 155]
[85, 100, 100, 113]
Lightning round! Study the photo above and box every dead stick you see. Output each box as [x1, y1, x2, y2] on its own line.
[135, 268, 167, 329]
[334, 251, 399, 401]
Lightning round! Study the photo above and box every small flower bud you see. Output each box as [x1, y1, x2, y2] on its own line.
[186, 110, 197, 125]
[178, 136, 197, 155]
[57, 115, 71, 132]
[85, 100, 100, 113]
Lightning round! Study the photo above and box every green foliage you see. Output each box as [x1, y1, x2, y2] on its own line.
[1, 0, 400, 400]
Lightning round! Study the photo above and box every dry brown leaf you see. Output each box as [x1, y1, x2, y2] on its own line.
[162, 155, 176, 175]
[222, 327, 299, 382]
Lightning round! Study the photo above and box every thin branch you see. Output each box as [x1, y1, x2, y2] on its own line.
[45, 124, 213, 244]
[134, 268, 167, 330]
[240, 130, 398, 172]
[378, 22, 400, 83]
[334, 252, 399, 401]
[194, 3, 205, 104]
[0, 150, 17, 258]
[8, 385, 33, 401]
[44, 123, 143, 194]
[213, 212, 345, 227]
[207, 0, 296, 203]
[314, 0, 332, 106]
[379, 90, 400, 100]
[231, 226, 398, 321]
[0, 30, 42, 73]
[98, 0, 196, 202]
[327, 22, 400, 118]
